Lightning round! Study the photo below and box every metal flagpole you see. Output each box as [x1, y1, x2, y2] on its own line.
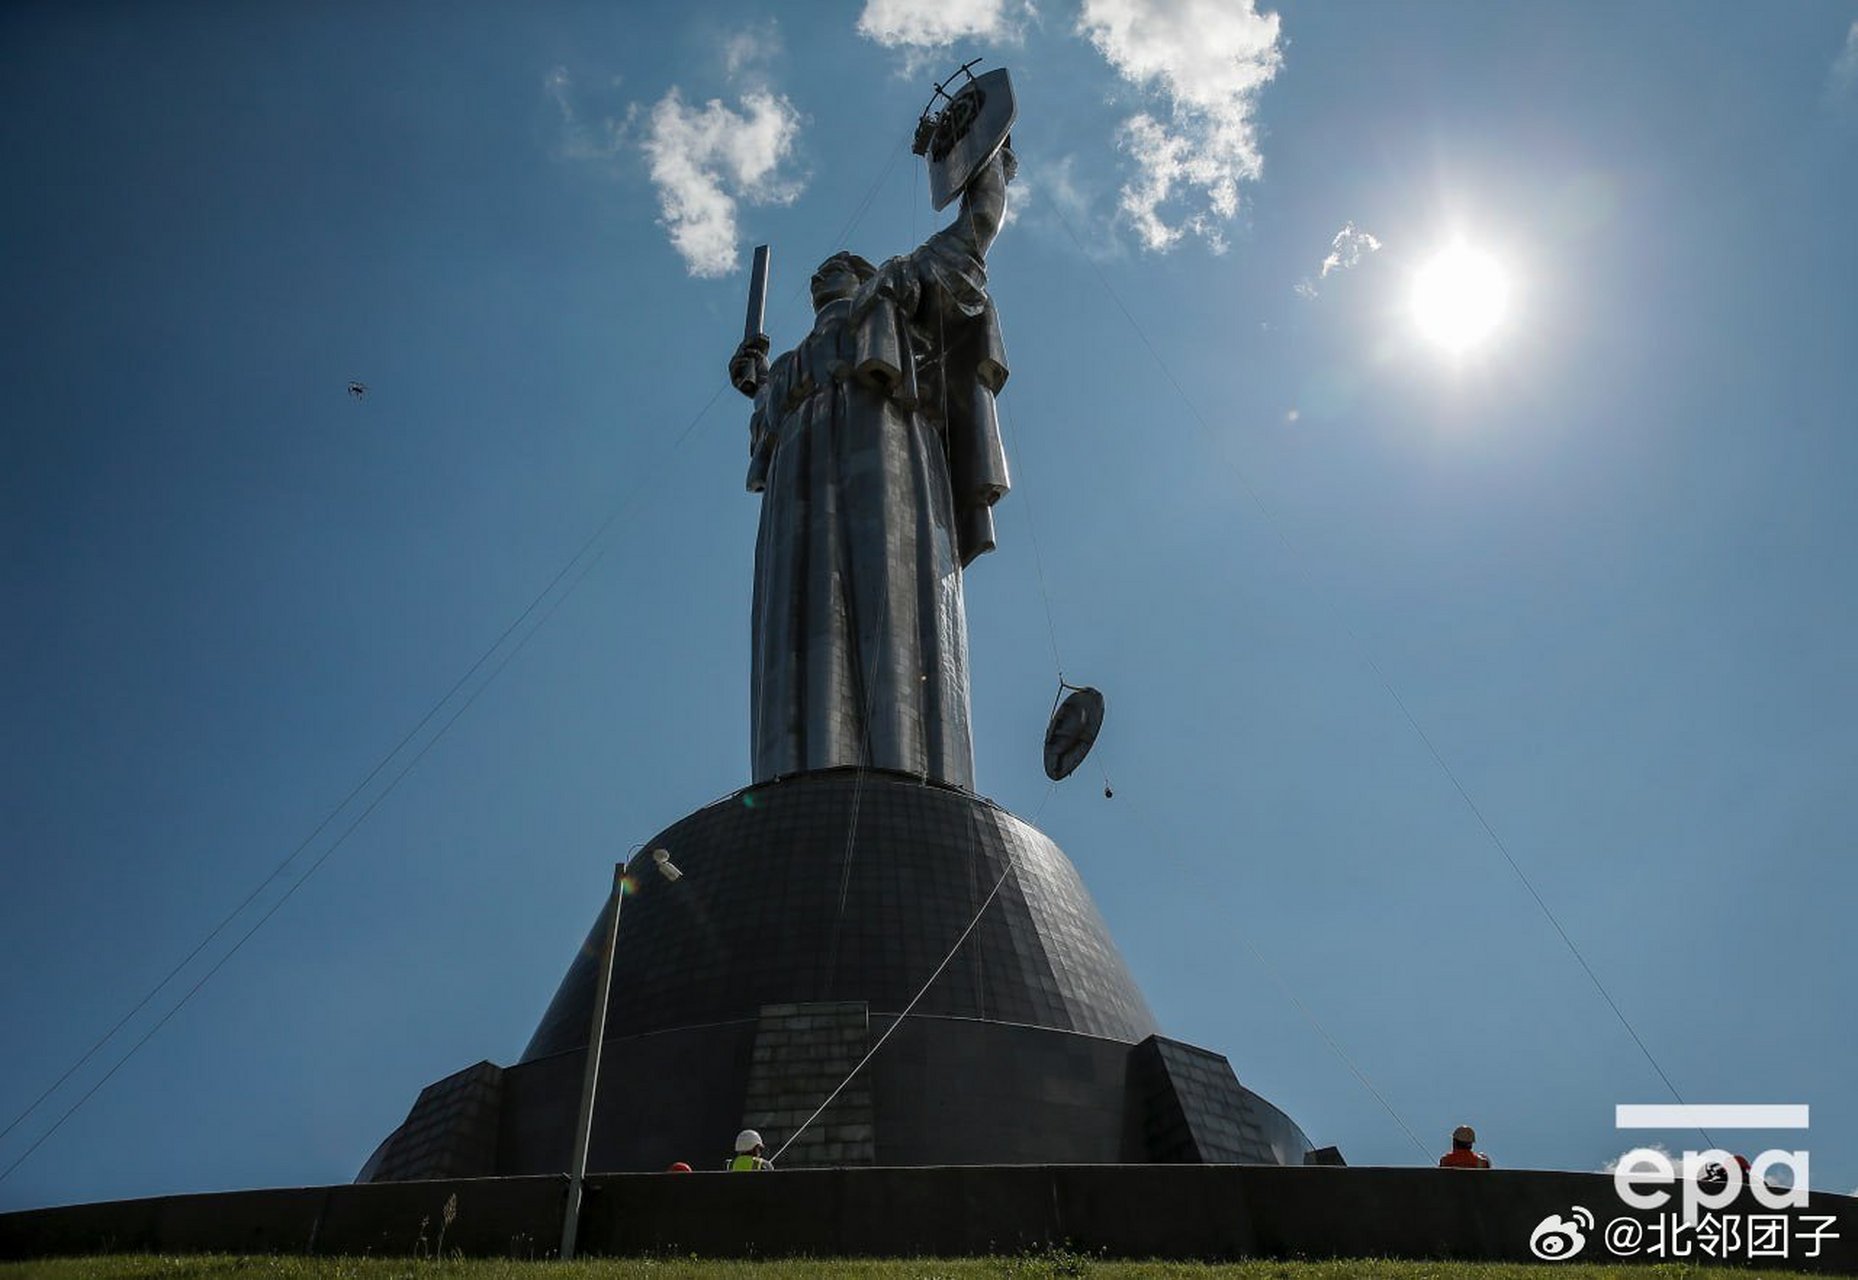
[560, 859, 627, 1261]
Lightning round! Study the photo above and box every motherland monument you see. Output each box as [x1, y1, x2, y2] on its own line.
[360, 66, 1317, 1183]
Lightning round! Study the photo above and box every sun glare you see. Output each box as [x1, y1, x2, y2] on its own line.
[1411, 244, 1509, 354]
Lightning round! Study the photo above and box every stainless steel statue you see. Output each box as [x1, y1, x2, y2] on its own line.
[727, 75, 1017, 791]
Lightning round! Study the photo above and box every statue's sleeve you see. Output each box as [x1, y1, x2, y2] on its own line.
[746, 351, 796, 493]
[906, 227, 1011, 568]
[943, 300, 1011, 566]
[847, 258, 921, 409]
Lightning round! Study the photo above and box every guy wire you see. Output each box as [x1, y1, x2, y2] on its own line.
[1106, 778, 1431, 1160]
[0, 388, 725, 1178]
[6, 131, 926, 1175]
[775, 780, 1059, 1164]
[1043, 198, 1711, 1152]
[830, 134, 909, 257]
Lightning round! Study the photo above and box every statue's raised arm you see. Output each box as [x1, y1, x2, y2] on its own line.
[914, 64, 1017, 265]
[951, 139, 1014, 261]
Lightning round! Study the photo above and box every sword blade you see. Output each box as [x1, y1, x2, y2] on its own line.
[745, 244, 770, 342]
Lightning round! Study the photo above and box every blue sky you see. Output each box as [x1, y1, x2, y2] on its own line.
[4, 0, 1856, 1211]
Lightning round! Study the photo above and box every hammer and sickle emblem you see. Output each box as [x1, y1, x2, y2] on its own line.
[929, 87, 985, 162]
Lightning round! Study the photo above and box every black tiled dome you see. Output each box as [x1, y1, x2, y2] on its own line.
[523, 769, 1157, 1061]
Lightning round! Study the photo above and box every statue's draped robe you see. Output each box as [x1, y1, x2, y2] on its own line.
[747, 220, 1009, 790]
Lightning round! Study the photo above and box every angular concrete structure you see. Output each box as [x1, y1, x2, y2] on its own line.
[360, 770, 1315, 1179]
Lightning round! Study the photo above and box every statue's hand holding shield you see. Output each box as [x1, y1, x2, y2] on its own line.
[924, 69, 1017, 211]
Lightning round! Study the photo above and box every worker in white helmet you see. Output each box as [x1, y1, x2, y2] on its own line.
[728, 1128, 773, 1171]
[1439, 1123, 1491, 1168]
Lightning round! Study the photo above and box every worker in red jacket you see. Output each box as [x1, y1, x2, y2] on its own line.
[1439, 1123, 1493, 1168]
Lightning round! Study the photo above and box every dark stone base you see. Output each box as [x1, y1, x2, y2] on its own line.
[364, 1015, 1311, 1180]
[360, 770, 1313, 1179]
[6, 1168, 1854, 1274]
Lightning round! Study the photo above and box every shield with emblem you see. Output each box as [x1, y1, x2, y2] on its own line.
[925, 68, 1017, 211]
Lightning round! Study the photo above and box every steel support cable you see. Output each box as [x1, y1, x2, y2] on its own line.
[774, 780, 1059, 1164]
[1364, 663, 1716, 1151]
[1044, 202, 1710, 1150]
[1011, 363, 1406, 1149]
[771, 130, 910, 315]
[1111, 783, 1431, 1159]
[0, 450, 683, 1152]
[2, 611, 531, 1187]
[829, 133, 909, 257]
[0, 388, 724, 1180]
[1005, 363, 1423, 1157]
[1001, 398, 1117, 792]
[817, 188, 1412, 1155]
[4, 135, 916, 1175]
[1, 390, 706, 1149]
[1236, 933, 1432, 1161]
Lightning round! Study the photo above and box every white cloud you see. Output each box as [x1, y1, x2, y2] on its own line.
[1321, 221, 1382, 276]
[856, 0, 1026, 48]
[1296, 220, 1381, 297]
[1601, 1143, 1671, 1175]
[723, 19, 783, 82]
[1832, 21, 1858, 97]
[1018, 154, 1126, 261]
[544, 66, 628, 162]
[1079, 0, 1283, 252]
[641, 89, 805, 278]
[1039, 155, 1089, 223]
[549, 27, 807, 279]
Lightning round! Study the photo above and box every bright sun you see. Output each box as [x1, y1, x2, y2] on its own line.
[1411, 244, 1509, 353]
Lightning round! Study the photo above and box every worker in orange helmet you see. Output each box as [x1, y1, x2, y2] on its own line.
[1439, 1123, 1492, 1169]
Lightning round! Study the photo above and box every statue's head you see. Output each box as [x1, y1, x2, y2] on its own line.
[810, 251, 876, 311]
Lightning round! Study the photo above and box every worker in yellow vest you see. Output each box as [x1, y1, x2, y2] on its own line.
[728, 1128, 773, 1171]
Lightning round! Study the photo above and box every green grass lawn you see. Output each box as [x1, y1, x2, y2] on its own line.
[0, 1257, 1843, 1280]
